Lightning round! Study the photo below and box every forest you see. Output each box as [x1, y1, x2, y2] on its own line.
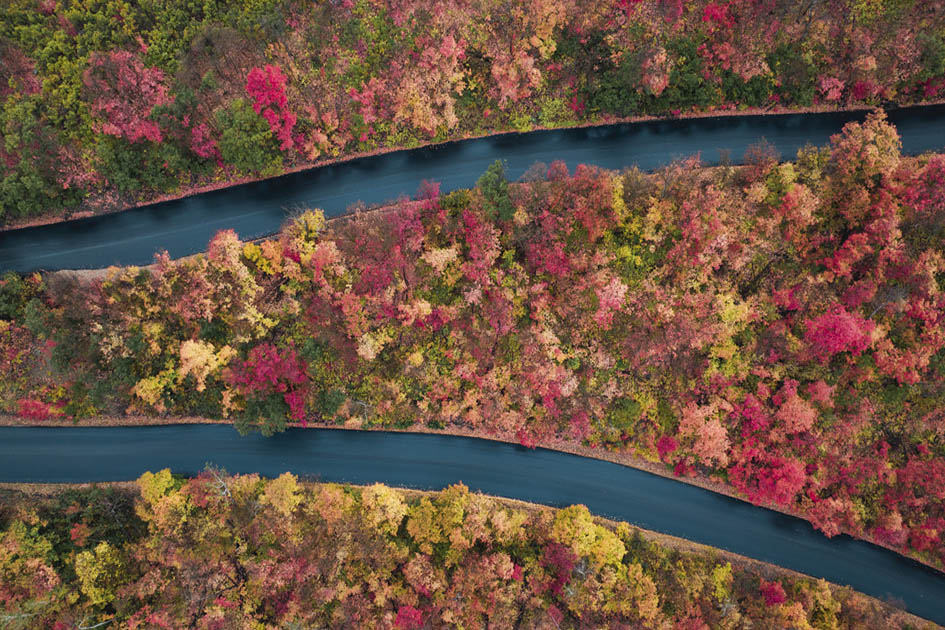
[3, 0, 945, 224]
[2, 112, 944, 572]
[0, 474, 933, 629]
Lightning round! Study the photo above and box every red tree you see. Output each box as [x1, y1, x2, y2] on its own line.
[83, 51, 171, 143]
[804, 306, 874, 361]
[760, 579, 786, 606]
[246, 65, 297, 151]
[394, 605, 424, 629]
[229, 344, 308, 421]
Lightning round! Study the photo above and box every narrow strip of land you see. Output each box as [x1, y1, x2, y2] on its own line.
[3, 104, 944, 272]
[3, 425, 943, 624]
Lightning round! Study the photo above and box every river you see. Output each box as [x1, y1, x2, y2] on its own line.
[2, 425, 943, 624]
[2, 104, 944, 272]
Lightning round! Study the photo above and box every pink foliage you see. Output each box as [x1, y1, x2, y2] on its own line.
[660, 0, 684, 23]
[229, 344, 308, 419]
[393, 206, 425, 253]
[774, 394, 818, 436]
[283, 390, 306, 423]
[873, 511, 908, 547]
[841, 278, 878, 309]
[674, 607, 711, 630]
[247, 65, 289, 115]
[529, 241, 570, 278]
[230, 344, 307, 393]
[394, 605, 424, 630]
[656, 435, 678, 460]
[569, 410, 592, 441]
[569, 165, 617, 240]
[805, 380, 835, 407]
[70, 523, 91, 547]
[759, 579, 786, 606]
[190, 123, 222, 165]
[349, 77, 384, 125]
[57, 13, 77, 37]
[206, 229, 243, 266]
[903, 155, 945, 220]
[461, 209, 500, 284]
[679, 402, 730, 467]
[511, 563, 524, 581]
[673, 459, 694, 477]
[547, 161, 569, 181]
[516, 427, 538, 449]
[569, 94, 586, 115]
[0, 47, 40, 98]
[84, 51, 171, 143]
[776, 183, 818, 246]
[641, 49, 671, 96]
[818, 76, 845, 102]
[771, 285, 801, 311]
[824, 233, 871, 278]
[594, 276, 628, 329]
[804, 305, 874, 361]
[616, 0, 644, 18]
[490, 49, 541, 106]
[246, 65, 297, 151]
[731, 444, 806, 506]
[851, 80, 877, 101]
[540, 543, 577, 594]
[16, 398, 59, 421]
[702, 2, 734, 28]
[909, 517, 945, 553]
[416, 179, 441, 201]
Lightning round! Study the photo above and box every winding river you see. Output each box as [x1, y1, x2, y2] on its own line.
[2, 107, 945, 623]
[2, 104, 945, 272]
[2, 425, 944, 623]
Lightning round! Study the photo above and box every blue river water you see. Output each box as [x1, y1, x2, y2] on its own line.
[1, 104, 944, 272]
[2, 425, 943, 624]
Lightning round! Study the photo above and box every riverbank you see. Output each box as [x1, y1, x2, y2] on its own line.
[2, 117, 943, 579]
[11, 99, 945, 233]
[5, 412, 943, 582]
[5, 99, 941, 233]
[9, 103, 945, 273]
[0, 478, 934, 628]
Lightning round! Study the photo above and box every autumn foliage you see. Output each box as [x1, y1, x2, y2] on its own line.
[0, 475, 923, 629]
[246, 65, 297, 152]
[4, 0, 945, 223]
[804, 305, 875, 361]
[83, 50, 171, 144]
[3, 114, 945, 570]
[228, 343, 309, 433]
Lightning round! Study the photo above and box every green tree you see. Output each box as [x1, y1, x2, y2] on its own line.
[476, 159, 515, 221]
[94, 134, 185, 194]
[918, 30, 945, 82]
[0, 272, 42, 321]
[0, 94, 81, 222]
[215, 97, 282, 175]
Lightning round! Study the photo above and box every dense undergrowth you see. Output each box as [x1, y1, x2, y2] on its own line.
[3, 0, 945, 223]
[2, 113, 944, 569]
[0, 474, 933, 629]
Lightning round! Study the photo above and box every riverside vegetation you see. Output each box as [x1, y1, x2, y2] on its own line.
[3, 0, 945, 223]
[0, 474, 934, 629]
[2, 113, 944, 571]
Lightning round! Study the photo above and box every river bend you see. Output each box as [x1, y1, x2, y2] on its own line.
[2, 425, 943, 624]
